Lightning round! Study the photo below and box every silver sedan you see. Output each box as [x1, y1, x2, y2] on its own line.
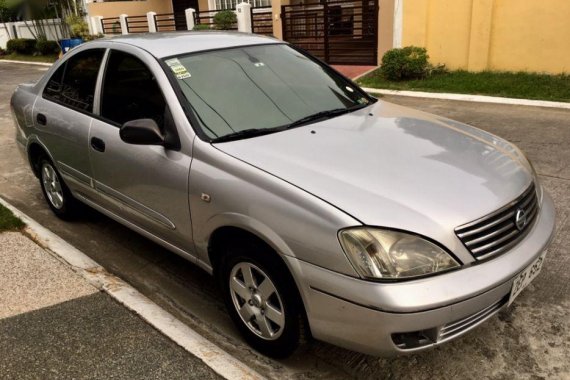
[10, 32, 555, 358]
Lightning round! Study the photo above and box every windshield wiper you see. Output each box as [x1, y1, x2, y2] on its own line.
[211, 103, 369, 143]
[211, 128, 284, 143]
[286, 103, 369, 129]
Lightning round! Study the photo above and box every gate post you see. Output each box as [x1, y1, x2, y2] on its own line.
[95, 16, 104, 34]
[280, 5, 286, 40]
[147, 12, 157, 33]
[185, 8, 196, 30]
[119, 14, 129, 34]
[90, 17, 102, 35]
[236, 3, 252, 33]
[323, 3, 329, 62]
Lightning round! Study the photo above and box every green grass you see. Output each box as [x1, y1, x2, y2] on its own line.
[0, 53, 57, 63]
[357, 70, 570, 102]
[0, 203, 25, 232]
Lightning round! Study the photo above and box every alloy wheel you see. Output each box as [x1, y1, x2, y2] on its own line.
[41, 163, 64, 209]
[229, 262, 285, 340]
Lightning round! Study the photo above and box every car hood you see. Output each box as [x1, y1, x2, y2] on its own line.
[214, 101, 532, 238]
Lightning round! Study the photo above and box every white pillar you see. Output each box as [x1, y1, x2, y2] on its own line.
[393, 0, 403, 48]
[119, 14, 129, 35]
[147, 12, 157, 33]
[94, 16, 104, 34]
[236, 3, 252, 33]
[185, 8, 196, 30]
[89, 17, 99, 35]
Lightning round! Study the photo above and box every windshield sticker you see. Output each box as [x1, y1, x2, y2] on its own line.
[165, 58, 191, 79]
[176, 72, 191, 79]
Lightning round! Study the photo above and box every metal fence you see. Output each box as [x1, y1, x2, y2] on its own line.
[281, 0, 378, 65]
[101, 17, 121, 35]
[154, 13, 188, 32]
[251, 7, 273, 36]
[126, 15, 149, 33]
[194, 10, 238, 30]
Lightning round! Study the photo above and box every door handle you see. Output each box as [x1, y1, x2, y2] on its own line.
[90, 137, 106, 152]
[36, 113, 47, 126]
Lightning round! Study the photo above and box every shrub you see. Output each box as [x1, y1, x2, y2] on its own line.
[380, 46, 430, 81]
[193, 23, 212, 31]
[0, 47, 5, 56]
[65, 14, 89, 39]
[83, 33, 105, 42]
[6, 38, 37, 55]
[213, 10, 236, 30]
[36, 40, 60, 55]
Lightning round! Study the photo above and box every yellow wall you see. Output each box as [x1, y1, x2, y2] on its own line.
[87, 0, 173, 19]
[402, 0, 570, 73]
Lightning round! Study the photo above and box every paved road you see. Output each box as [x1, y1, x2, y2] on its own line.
[0, 231, 221, 380]
[1, 62, 569, 379]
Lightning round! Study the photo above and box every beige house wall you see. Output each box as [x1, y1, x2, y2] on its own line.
[377, 0, 395, 65]
[87, 0, 173, 18]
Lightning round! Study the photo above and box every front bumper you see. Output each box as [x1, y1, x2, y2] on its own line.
[287, 192, 556, 356]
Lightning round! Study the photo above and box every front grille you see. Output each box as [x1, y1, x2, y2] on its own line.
[455, 183, 539, 260]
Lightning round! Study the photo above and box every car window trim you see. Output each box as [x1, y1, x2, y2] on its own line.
[41, 47, 107, 116]
[94, 48, 181, 151]
[159, 42, 376, 143]
[97, 48, 171, 128]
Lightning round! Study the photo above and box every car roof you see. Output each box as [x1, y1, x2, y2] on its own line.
[104, 31, 282, 58]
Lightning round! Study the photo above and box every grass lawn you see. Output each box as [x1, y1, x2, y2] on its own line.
[357, 70, 570, 103]
[0, 53, 57, 63]
[0, 203, 24, 232]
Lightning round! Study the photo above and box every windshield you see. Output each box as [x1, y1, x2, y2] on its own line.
[164, 44, 373, 141]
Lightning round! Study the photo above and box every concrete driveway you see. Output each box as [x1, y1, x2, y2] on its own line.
[1, 62, 568, 379]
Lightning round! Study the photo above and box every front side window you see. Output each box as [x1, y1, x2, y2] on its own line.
[164, 44, 372, 141]
[43, 49, 105, 112]
[101, 50, 167, 129]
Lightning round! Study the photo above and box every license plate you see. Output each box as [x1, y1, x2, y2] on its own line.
[508, 250, 547, 306]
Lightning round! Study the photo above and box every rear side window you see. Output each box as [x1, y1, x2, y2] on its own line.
[101, 50, 166, 129]
[43, 49, 105, 112]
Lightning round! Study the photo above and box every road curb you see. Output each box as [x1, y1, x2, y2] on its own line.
[0, 196, 265, 380]
[0, 59, 54, 67]
[362, 87, 570, 110]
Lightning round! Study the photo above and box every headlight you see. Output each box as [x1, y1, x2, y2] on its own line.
[338, 228, 460, 280]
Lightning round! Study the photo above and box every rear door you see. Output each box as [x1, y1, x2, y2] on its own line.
[33, 48, 105, 195]
[88, 48, 194, 255]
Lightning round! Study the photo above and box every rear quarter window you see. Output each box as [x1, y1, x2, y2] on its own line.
[43, 49, 105, 113]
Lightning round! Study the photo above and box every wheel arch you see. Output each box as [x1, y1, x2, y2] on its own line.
[27, 138, 54, 178]
[207, 223, 312, 339]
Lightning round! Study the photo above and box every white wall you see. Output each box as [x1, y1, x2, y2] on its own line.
[0, 25, 10, 49]
[0, 19, 64, 50]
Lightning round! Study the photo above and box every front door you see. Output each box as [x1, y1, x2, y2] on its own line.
[88, 49, 194, 254]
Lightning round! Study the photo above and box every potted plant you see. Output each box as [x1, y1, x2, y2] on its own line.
[59, 13, 87, 54]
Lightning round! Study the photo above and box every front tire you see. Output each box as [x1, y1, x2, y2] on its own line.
[38, 157, 79, 219]
[220, 244, 303, 358]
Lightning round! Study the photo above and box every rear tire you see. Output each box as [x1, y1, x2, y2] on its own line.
[219, 240, 303, 358]
[38, 156, 79, 219]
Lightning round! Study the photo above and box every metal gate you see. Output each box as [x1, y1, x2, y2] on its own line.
[281, 0, 378, 65]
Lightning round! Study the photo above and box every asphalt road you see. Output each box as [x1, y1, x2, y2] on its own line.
[1, 61, 569, 379]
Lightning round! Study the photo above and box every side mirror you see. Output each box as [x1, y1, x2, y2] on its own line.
[120, 119, 165, 145]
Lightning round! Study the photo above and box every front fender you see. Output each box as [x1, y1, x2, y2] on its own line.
[190, 139, 360, 277]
